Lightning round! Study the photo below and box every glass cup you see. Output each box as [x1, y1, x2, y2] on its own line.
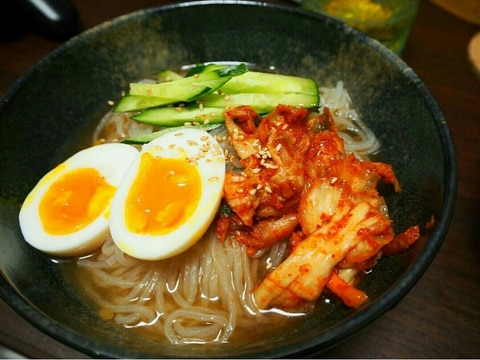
[300, 0, 420, 55]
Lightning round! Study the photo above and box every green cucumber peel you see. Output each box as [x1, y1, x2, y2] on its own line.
[129, 63, 248, 100]
[219, 71, 319, 95]
[129, 82, 211, 101]
[186, 63, 248, 77]
[156, 69, 183, 82]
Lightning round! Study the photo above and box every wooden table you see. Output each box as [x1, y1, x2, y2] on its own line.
[0, 0, 479, 357]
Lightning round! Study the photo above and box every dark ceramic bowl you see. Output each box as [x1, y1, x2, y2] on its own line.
[0, 1, 457, 358]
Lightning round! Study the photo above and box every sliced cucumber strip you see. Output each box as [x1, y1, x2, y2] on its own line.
[219, 71, 319, 95]
[132, 106, 226, 126]
[129, 63, 248, 100]
[201, 92, 319, 113]
[113, 94, 178, 113]
[113, 63, 321, 128]
[129, 82, 212, 101]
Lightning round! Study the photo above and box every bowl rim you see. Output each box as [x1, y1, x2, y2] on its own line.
[0, 0, 458, 358]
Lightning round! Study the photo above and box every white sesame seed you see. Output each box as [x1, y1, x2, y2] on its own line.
[264, 162, 279, 169]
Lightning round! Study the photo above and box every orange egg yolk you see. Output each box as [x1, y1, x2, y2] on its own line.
[39, 168, 116, 235]
[125, 153, 202, 235]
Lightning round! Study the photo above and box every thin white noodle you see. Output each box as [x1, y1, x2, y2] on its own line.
[115, 245, 139, 267]
[77, 230, 269, 344]
[120, 269, 155, 304]
[101, 237, 116, 257]
[200, 251, 215, 307]
[164, 307, 228, 344]
[211, 239, 237, 341]
[85, 268, 136, 289]
[320, 81, 380, 157]
[113, 304, 157, 325]
[183, 258, 199, 304]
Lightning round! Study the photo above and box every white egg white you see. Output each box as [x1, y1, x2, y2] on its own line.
[109, 128, 226, 261]
[19, 143, 139, 257]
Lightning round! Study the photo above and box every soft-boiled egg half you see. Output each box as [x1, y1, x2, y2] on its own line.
[109, 128, 226, 261]
[19, 143, 139, 257]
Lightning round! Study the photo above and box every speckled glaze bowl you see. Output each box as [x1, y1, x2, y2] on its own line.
[0, 1, 457, 358]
